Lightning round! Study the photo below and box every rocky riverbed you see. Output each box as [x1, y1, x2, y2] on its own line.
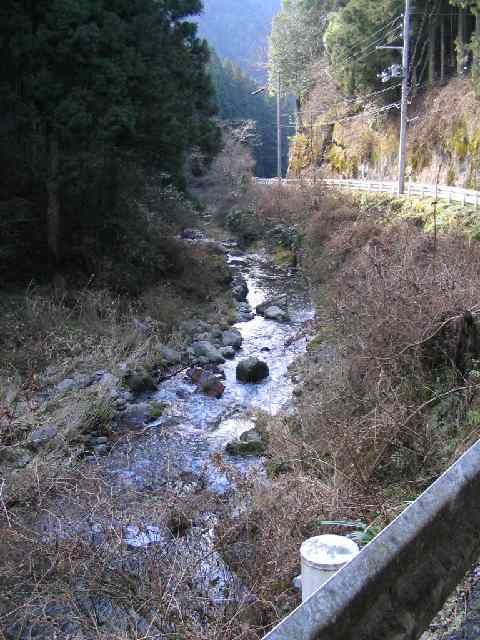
[6, 239, 315, 639]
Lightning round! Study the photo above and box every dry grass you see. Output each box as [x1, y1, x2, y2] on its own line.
[257, 185, 480, 506]
[205, 185, 480, 627]
[0, 459, 266, 640]
[0, 241, 233, 393]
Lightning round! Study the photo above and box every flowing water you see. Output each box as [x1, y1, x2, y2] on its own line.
[38, 245, 314, 632]
[108, 247, 314, 495]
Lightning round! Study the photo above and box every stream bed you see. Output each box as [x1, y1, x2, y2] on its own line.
[108, 247, 314, 496]
[35, 244, 315, 638]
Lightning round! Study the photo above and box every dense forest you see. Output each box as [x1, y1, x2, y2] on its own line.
[0, 0, 221, 282]
[209, 51, 290, 177]
[269, 0, 480, 105]
[196, 0, 280, 80]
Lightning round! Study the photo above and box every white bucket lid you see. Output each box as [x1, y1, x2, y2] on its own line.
[300, 534, 360, 571]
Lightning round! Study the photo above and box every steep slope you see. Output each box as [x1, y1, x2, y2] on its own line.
[197, 0, 280, 80]
[208, 51, 290, 177]
[289, 78, 480, 190]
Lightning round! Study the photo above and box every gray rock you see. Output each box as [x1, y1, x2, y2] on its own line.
[191, 340, 225, 364]
[221, 346, 236, 359]
[256, 297, 287, 316]
[199, 375, 225, 399]
[158, 344, 181, 366]
[30, 424, 58, 449]
[264, 305, 290, 322]
[226, 428, 266, 456]
[222, 328, 243, 349]
[56, 378, 76, 393]
[117, 403, 150, 430]
[236, 358, 269, 383]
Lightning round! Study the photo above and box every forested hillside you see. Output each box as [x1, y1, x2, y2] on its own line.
[209, 51, 290, 177]
[1, 0, 220, 283]
[197, 0, 280, 80]
[269, 0, 480, 184]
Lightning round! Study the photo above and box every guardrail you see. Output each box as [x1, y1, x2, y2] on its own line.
[263, 438, 480, 640]
[255, 177, 480, 207]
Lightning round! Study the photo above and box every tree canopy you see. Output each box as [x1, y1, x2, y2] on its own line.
[269, 0, 480, 105]
[1, 0, 220, 272]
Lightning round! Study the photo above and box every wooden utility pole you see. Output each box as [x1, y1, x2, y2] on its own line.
[398, 0, 411, 195]
[277, 70, 282, 183]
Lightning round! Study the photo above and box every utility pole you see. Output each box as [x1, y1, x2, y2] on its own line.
[398, 0, 411, 194]
[251, 72, 282, 182]
[277, 70, 282, 183]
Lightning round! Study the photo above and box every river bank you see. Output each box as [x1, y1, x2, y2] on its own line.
[0, 233, 317, 639]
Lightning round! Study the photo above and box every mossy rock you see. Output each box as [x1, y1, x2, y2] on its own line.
[148, 401, 169, 419]
[225, 428, 267, 456]
[123, 369, 157, 394]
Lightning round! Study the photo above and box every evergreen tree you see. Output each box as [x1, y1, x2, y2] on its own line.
[208, 51, 290, 177]
[0, 0, 220, 267]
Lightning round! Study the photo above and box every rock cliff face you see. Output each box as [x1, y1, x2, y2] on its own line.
[289, 79, 480, 190]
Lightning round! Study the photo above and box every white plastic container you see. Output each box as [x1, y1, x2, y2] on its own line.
[300, 534, 360, 602]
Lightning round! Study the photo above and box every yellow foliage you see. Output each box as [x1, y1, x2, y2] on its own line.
[289, 134, 312, 176]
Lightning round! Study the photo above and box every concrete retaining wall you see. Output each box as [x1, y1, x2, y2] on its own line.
[264, 440, 480, 640]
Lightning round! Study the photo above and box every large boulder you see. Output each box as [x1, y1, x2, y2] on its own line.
[256, 297, 287, 316]
[222, 328, 243, 350]
[157, 344, 181, 366]
[191, 341, 225, 364]
[226, 428, 267, 456]
[29, 424, 58, 450]
[123, 369, 157, 394]
[236, 358, 269, 383]
[199, 375, 225, 399]
[232, 276, 248, 302]
[263, 305, 290, 322]
[117, 402, 150, 430]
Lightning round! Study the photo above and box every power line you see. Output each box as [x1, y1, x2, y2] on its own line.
[341, 14, 403, 58]
[279, 101, 401, 129]
[285, 82, 403, 119]
[343, 24, 403, 66]
[329, 15, 403, 71]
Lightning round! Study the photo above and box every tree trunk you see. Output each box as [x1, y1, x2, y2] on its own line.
[457, 6, 466, 76]
[47, 130, 61, 264]
[440, 16, 445, 83]
[428, 14, 437, 84]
